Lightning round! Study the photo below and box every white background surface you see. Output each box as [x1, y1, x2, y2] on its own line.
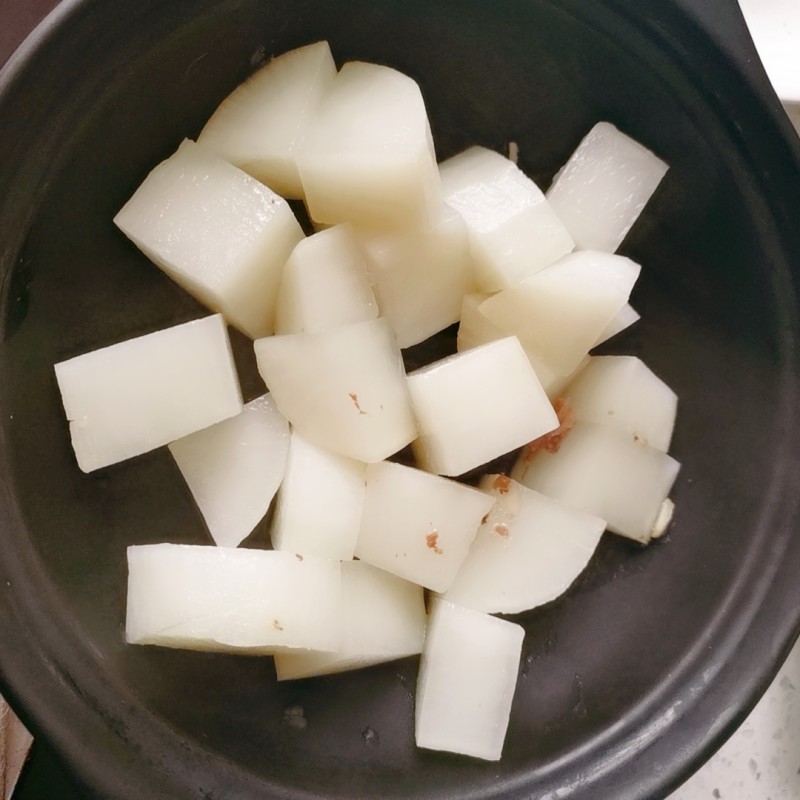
[739, 0, 800, 102]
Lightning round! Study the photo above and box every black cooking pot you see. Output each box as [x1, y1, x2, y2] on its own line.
[2, 1, 800, 798]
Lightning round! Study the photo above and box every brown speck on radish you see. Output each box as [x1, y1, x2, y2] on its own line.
[522, 397, 576, 461]
[426, 530, 444, 555]
[349, 392, 367, 415]
[492, 475, 511, 494]
[493, 523, 510, 538]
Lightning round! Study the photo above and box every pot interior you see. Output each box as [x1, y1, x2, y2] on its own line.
[1, 1, 799, 798]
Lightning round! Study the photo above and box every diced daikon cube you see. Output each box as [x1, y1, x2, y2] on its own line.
[456, 293, 587, 398]
[274, 224, 378, 335]
[271, 431, 366, 561]
[254, 318, 417, 463]
[114, 139, 304, 339]
[456, 292, 503, 353]
[541, 358, 591, 401]
[167, 394, 290, 549]
[415, 598, 523, 761]
[126, 545, 341, 653]
[512, 421, 680, 543]
[595, 303, 640, 346]
[274, 561, 426, 680]
[408, 337, 558, 477]
[197, 41, 337, 198]
[1, 704, 33, 800]
[439, 146, 574, 292]
[359, 204, 476, 348]
[355, 461, 494, 593]
[54, 314, 242, 473]
[561, 356, 677, 451]
[444, 475, 605, 613]
[479, 251, 641, 376]
[296, 61, 441, 230]
[546, 121, 668, 252]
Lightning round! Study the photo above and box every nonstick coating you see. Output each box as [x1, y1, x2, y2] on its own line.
[1, 1, 800, 798]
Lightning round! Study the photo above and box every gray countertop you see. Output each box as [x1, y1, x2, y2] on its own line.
[669, 637, 800, 799]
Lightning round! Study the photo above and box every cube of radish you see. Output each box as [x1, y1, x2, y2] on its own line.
[355, 461, 495, 593]
[595, 303, 640, 346]
[546, 122, 669, 252]
[479, 251, 641, 376]
[1, 701, 33, 800]
[439, 146, 574, 292]
[274, 224, 378, 335]
[408, 337, 558, 477]
[444, 476, 605, 613]
[415, 598, 523, 761]
[561, 356, 677, 451]
[359, 204, 476, 348]
[296, 61, 441, 230]
[54, 314, 242, 473]
[126, 545, 341, 653]
[254, 318, 416, 462]
[274, 561, 426, 680]
[167, 394, 290, 549]
[197, 41, 337, 198]
[456, 292, 503, 353]
[114, 139, 304, 339]
[456, 294, 587, 399]
[271, 431, 366, 561]
[512, 421, 680, 543]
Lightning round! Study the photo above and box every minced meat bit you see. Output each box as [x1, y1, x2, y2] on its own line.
[522, 396, 576, 460]
[426, 530, 443, 554]
[348, 392, 367, 415]
[492, 474, 511, 494]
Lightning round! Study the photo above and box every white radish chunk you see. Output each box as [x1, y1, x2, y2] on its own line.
[355, 461, 495, 593]
[271, 431, 366, 561]
[456, 292, 502, 353]
[296, 61, 441, 231]
[561, 356, 677, 451]
[274, 561, 426, 680]
[167, 394, 290, 549]
[197, 41, 337, 198]
[254, 318, 417, 463]
[408, 337, 558, 477]
[444, 475, 605, 613]
[54, 314, 242, 473]
[512, 421, 680, 543]
[439, 146, 574, 292]
[540, 358, 591, 401]
[479, 251, 641, 376]
[0, 698, 33, 800]
[274, 224, 378, 335]
[456, 293, 587, 399]
[415, 598, 523, 761]
[359, 204, 476, 348]
[546, 121, 668, 252]
[114, 139, 304, 339]
[595, 303, 640, 346]
[126, 545, 341, 653]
